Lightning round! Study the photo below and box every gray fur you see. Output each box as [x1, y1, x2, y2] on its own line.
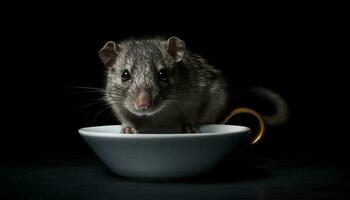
[100, 36, 227, 132]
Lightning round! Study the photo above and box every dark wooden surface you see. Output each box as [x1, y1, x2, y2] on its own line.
[1, 155, 348, 200]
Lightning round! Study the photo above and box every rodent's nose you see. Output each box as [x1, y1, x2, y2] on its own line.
[135, 91, 151, 110]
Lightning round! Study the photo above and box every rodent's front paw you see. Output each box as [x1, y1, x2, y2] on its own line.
[121, 127, 138, 134]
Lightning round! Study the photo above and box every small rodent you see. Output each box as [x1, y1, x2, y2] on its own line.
[98, 36, 288, 133]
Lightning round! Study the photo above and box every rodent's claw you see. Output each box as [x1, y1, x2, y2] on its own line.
[121, 127, 138, 134]
[182, 126, 200, 133]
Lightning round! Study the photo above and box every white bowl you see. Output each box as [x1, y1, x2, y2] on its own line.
[79, 124, 250, 179]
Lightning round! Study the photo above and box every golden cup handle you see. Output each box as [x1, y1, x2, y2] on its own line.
[222, 107, 265, 145]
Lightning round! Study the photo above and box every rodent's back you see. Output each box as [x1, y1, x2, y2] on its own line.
[169, 52, 228, 124]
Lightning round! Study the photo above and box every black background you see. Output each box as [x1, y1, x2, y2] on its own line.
[1, 4, 349, 200]
[1, 5, 347, 162]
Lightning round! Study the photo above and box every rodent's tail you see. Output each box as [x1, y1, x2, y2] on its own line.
[249, 87, 289, 126]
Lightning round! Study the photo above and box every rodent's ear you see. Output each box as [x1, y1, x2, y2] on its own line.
[165, 37, 186, 63]
[99, 41, 119, 66]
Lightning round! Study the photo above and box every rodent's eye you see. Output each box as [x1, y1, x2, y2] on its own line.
[121, 70, 131, 82]
[158, 69, 168, 81]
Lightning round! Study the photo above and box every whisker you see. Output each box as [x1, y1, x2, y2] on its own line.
[92, 106, 113, 125]
[55, 86, 107, 97]
[61, 85, 128, 97]
[66, 86, 105, 91]
[74, 96, 109, 112]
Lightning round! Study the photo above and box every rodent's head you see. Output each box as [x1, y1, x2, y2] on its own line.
[99, 36, 186, 116]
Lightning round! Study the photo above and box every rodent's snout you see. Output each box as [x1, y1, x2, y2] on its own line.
[135, 91, 151, 110]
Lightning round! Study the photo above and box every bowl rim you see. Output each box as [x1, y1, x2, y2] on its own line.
[78, 124, 250, 138]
